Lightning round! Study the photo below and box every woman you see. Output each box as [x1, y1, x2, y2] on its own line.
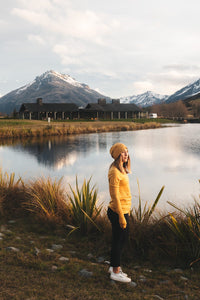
[107, 143, 132, 283]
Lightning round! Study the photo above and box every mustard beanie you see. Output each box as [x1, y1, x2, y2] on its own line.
[110, 143, 127, 160]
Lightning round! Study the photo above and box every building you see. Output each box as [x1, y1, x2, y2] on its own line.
[79, 99, 142, 120]
[19, 98, 143, 120]
[19, 98, 79, 120]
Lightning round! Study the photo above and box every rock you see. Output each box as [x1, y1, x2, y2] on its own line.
[46, 248, 54, 253]
[97, 256, 104, 263]
[159, 280, 170, 285]
[139, 275, 147, 283]
[0, 225, 6, 232]
[153, 295, 164, 300]
[6, 246, 20, 252]
[133, 265, 141, 269]
[0, 232, 4, 237]
[51, 265, 58, 271]
[79, 269, 93, 278]
[144, 268, 152, 273]
[180, 276, 188, 281]
[69, 250, 76, 255]
[8, 220, 16, 224]
[87, 253, 93, 259]
[34, 247, 40, 256]
[110, 280, 117, 286]
[59, 256, 69, 262]
[51, 244, 63, 250]
[129, 281, 137, 287]
[174, 268, 183, 273]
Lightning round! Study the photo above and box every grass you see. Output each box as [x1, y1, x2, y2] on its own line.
[1, 170, 200, 298]
[0, 119, 162, 139]
[24, 176, 69, 225]
[1, 218, 200, 299]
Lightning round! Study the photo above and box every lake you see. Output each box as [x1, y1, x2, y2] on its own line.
[0, 123, 199, 211]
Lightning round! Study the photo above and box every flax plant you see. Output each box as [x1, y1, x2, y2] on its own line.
[129, 179, 165, 258]
[167, 183, 200, 267]
[25, 176, 69, 224]
[67, 177, 103, 235]
[132, 179, 165, 224]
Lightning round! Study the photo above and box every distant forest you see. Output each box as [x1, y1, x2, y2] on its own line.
[148, 98, 200, 119]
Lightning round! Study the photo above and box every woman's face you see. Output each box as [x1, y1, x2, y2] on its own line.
[121, 149, 129, 163]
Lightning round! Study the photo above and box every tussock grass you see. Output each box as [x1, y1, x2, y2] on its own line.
[24, 177, 70, 225]
[1, 169, 200, 269]
[1, 171, 200, 298]
[0, 169, 25, 217]
[166, 198, 200, 267]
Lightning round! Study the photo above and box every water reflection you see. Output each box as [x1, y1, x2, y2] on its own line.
[0, 124, 199, 210]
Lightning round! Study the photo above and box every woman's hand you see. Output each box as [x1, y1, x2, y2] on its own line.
[119, 214, 127, 229]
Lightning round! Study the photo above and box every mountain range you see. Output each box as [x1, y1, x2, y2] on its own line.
[120, 78, 200, 107]
[0, 70, 200, 114]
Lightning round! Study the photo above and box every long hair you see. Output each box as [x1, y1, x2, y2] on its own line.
[110, 154, 131, 174]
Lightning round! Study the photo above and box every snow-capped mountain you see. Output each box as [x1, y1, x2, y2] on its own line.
[120, 91, 169, 107]
[166, 78, 200, 103]
[0, 70, 110, 114]
[0, 70, 200, 114]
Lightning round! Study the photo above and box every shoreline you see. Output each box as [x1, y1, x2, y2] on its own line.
[0, 119, 162, 139]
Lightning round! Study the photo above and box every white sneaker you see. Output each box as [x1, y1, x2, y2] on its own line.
[110, 271, 131, 283]
[108, 266, 128, 277]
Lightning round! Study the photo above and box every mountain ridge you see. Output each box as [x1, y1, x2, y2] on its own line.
[0, 70, 200, 113]
[0, 70, 111, 114]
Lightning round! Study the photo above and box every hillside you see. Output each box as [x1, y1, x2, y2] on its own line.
[0, 71, 111, 114]
[166, 79, 200, 103]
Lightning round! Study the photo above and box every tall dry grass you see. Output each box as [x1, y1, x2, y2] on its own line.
[24, 177, 70, 225]
[0, 169, 26, 217]
[166, 184, 200, 267]
[1, 168, 200, 267]
[0, 120, 161, 139]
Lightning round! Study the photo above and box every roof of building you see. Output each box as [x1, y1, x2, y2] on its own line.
[19, 103, 79, 113]
[83, 103, 141, 112]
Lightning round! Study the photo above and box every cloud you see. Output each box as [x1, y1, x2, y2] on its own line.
[1, 0, 200, 97]
[28, 34, 46, 45]
[163, 64, 200, 72]
[12, 2, 118, 44]
[131, 81, 154, 94]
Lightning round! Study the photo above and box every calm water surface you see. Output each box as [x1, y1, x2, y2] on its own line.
[0, 124, 199, 211]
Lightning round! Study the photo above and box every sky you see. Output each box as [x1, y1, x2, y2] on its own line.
[1, 0, 200, 98]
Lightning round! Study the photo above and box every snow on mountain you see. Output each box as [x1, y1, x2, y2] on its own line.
[166, 78, 200, 103]
[16, 70, 85, 95]
[38, 70, 83, 88]
[120, 91, 169, 107]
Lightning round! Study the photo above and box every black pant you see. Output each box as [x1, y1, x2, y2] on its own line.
[107, 207, 129, 267]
